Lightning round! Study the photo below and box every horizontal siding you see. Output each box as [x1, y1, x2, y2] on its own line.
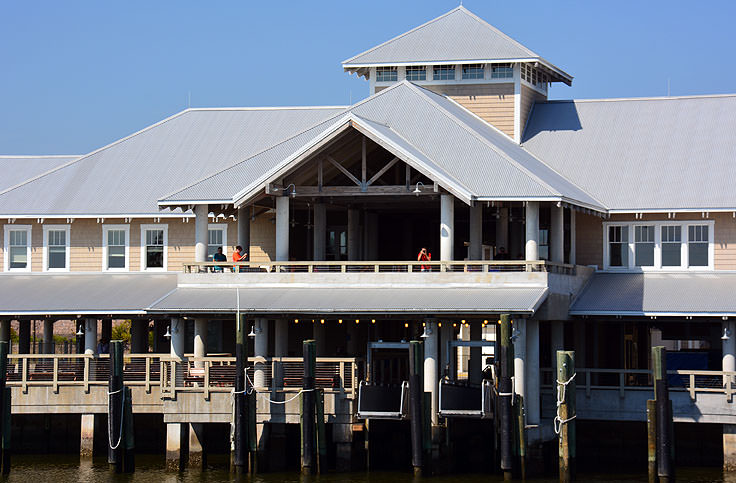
[575, 213, 603, 268]
[425, 83, 515, 138]
[250, 216, 275, 262]
[520, 85, 546, 137]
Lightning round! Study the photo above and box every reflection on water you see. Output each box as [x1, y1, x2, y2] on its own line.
[3, 455, 735, 483]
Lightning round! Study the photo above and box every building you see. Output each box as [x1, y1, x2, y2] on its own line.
[1, 6, 735, 474]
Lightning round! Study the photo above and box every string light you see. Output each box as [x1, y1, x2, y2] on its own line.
[404, 322, 409, 328]
[320, 319, 325, 324]
[438, 322, 442, 328]
[294, 319, 299, 324]
[355, 319, 359, 324]
[338, 319, 343, 324]
[453, 322, 457, 328]
[371, 319, 376, 324]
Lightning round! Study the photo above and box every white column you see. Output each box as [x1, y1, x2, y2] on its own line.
[170, 318, 185, 387]
[313, 203, 326, 261]
[194, 205, 208, 263]
[496, 207, 509, 254]
[551, 321, 564, 372]
[347, 208, 360, 261]
[724, 320, 736, 384]
[274, 319, 288, 388]
[551, 204, 564, 263]
[526, 318, 540, 443]
[275, 196, 289, 261]
[525, 201, 539, 261]
[423, 319, 439, 425]
[193, 318, 207, 369]
[569, 209, 577, 266]
[43, 319, 54, 354]
[254, 318, 269, 388]
[469, 321, 481, 384]
[237, 206, 250, 255]
[440, 194, 454, 261]
[84, 318, 97, 355]
[469, 204, 483, 260]
[513, 318, 527, 404]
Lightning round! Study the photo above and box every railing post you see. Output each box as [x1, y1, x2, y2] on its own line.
[84, 356, 90, 393]
[52, 357, 59, 393]
[204, 360, 210, 401]
[144, 357, 151, 393]
[689, 373, 696, 400]
[21, 356, 28, 394]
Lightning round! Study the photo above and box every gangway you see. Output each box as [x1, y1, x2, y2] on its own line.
[439, 339, 496, 418]
[357, 341, 410, 420]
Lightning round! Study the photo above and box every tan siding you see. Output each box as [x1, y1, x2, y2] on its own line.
[70, 219, 102, 271]
[167, 219, 195, 271]
[250, 216, 275, 262]
[425, 83, 515, 138]
[575, 213, 603, 268]
[519, 85, 546, 138]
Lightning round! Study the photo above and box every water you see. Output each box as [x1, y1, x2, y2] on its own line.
[2, 455, 734, 482]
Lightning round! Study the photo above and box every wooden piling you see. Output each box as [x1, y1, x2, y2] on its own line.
[647, 399, 657, 483]
[516, 395, 527, 481]
[232, 314, 249, 474]
[301, 339, 317, 475]
[499, 314, 513, 481]
[557, 350, 576, 483]
[652, 346, 674, 482]
[408, 340, 424, 477]
[123, 387, 135, 473]
[316, 388, 326, 473]
[108, 340, 124, 473]
[0, 342, 9, 476]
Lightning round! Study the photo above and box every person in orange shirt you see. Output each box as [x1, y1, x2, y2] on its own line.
[232, 245, 247, 272]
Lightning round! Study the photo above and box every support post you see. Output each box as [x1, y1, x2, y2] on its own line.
[84, 319, 97, 356]
[409, 340, 424, 477]
[557, 350, 576, 483]
[469, 321, 482, 385]
[551, 204, 564, 263]
[0, 321, 9, 345]
[170, 318, 185, 388]
[569, 209, 576, 265]
[499, 314, 514, 480]
[313, 203, 326, 261]
[551, 321, 564, 374]
[166, 423, 185, 472]
[233, 314, 251, 473]
[123, 387, 135, 473]
[18, 322, 30, 354]
[194, 204, 208, 263]
[275, 196, 289, 261]
[647, 399, 657, 483]
[723, 320, 735, 389]
[652, 346, 674, 482]
[423, 319, 439, 425]
[130, 320, 148, 354]
[273, 319, 287, 388]
[237, 205, 251, 256]
[188, 423, 205, 470]
[193, 318, 207, 369]
[347, 208, 360, 261]
[496, 207, 509, 255]
[301, 340, 317, 475]
[0, 342, 9, 476]
[108, 340, 124, 473]
[526, 319, 540, 439]
[253, 318, 268, 388]
[525, 202, 539, 262]
[80, 414, 95, 459]
[43, 319, 54, 354]
[469, 204, 483, 260]
[440, 194, 454, 261]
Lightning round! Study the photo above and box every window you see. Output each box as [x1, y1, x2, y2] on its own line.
[405, 66, 426, 81]
[140, 224, 168, 270]
[102, 225, 129, 271]
[634, 225, 655, 267]
[661, 226, 681, 267]
[538, 229, 549, 260]
[43, 225, 70, 271]
[207, 224, 228, 261]
[462, 64, 484, 80]
[4, 225, 31, 271]
[491, 63, 513, 79]
[688, 225, 708, 267]
[608, 225, 629, 267]
[376, 66, 397, 82]
[433, 65, 455, 81]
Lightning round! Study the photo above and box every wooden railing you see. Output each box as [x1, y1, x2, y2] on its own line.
[183, 260, 577, 275]
[541, 367, 736, 400]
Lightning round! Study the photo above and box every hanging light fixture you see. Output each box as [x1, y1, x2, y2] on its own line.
[722, 327, 731, 341]
[76, 323, 84, 336]
[248, 325, 256, 338]
[421, 325, 433, 338]
[413, 181, 425, 196]
[164, 325, 172, 339]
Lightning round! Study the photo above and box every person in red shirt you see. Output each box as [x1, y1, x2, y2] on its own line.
[232, 245, 247, 272]
[417, 247, 431, 272]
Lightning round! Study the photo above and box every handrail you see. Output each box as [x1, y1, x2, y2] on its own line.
[182, 259, 578, 275]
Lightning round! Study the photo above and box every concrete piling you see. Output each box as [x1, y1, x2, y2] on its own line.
[499, 314, 513, 481]
[80, 414, 95, 459]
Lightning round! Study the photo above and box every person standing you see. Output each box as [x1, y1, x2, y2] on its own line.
[417, 247, 431, 272]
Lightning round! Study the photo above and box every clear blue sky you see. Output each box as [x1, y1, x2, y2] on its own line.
[1, 0, 734, 155]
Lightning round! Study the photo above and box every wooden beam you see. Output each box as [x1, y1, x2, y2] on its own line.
[326, 155, 361, 187]
[367, 157, 399, 186]
[290, 185, 431, 197]
[405, 164, 411, 190]
[361, 137, 367, 190]
[318, 159, 323, 192]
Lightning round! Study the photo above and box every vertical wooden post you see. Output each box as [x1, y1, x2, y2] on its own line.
[316, 388, 326, 473]
[647, 399, 657, 483]
[302, 339, 317, 475]
[499, 314, 513, 481]
[557, 350, 576, 483]
[233, 314, 248, 474]
[516, 395, 527, 481]
[123, 387, 135, 473]
[409, 340, 424, 477]
[652, 346, 674, 482]
[108, 340, 124, 473]
[0, 342, 9, 476]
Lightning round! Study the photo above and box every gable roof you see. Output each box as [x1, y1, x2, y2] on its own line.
[342, 6, 572, 84]
[522, 94, 736, 212]
[0, 155, 78, 192]
[0, 107, 345, 217]
[161, 81, 604, 211]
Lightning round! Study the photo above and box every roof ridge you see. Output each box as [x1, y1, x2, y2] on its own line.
[0, 109, 191, 198]
[0, 155, 81, 158]
[342, 7, 464, 65]
[454, 6, 538, 58]
[186, 106, 349, 111]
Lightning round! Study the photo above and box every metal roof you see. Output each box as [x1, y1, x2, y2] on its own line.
[149, 286, 548, 315]
[0, 156, 78, 193]
[0, 107, 345, 216]
[570, 272, 736, 316]
[162, 82, 604, 211]
[522, 95, 736, 212]
[342, 7, 571, 84]
[0, 273, 177, 316]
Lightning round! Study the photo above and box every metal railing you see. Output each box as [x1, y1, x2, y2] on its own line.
[183, 260, 577, 275]
[541, 367, 736, 400]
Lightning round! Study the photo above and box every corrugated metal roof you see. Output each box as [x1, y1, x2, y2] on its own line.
[0, 156, 78, 192]
[570, 272, 736, 316]
[0, 273, 177, 315]
[0, 107, 345, 216]
[523, 95, 736, 211]
[149, 286, 548, 315]
[344, 7, 536, 65]
[163, 82, 604, 210]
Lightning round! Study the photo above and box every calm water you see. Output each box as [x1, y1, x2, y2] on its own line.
[4, 455, 735, 483]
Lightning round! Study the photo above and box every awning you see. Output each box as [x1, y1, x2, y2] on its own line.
[0, 273, 177, 316]
[570, 272, 736, 317]
[148, 286, 549, 316]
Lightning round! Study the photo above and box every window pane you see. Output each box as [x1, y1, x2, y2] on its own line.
[634, 226, 654, 267]
[433, 66, 455, 80]
[48, 246, 66, 269]
[406, 67, 426, 81]
[689, 243, 708, 267]
[462, 64, 484, 79]
[108, 246, 125, 268]
[146, 246, 164, 268]
[661, 243, 681, 266]
[608, 226, 628, 267]
[491, 63, 513, 79]
[9, 246, 27, 269]
[376, 67, 397, 82]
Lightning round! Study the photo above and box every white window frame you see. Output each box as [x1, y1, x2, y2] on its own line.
[102, 224, 130, 272]
[3, 224, 32, 272]
[602, 220, 714, 271]
[208, 223, 228, 261]
[139, 224, 168, 271]
[43, 224, 71, 272]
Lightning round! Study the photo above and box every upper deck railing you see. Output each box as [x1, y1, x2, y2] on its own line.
[183, 260, 578, 276]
